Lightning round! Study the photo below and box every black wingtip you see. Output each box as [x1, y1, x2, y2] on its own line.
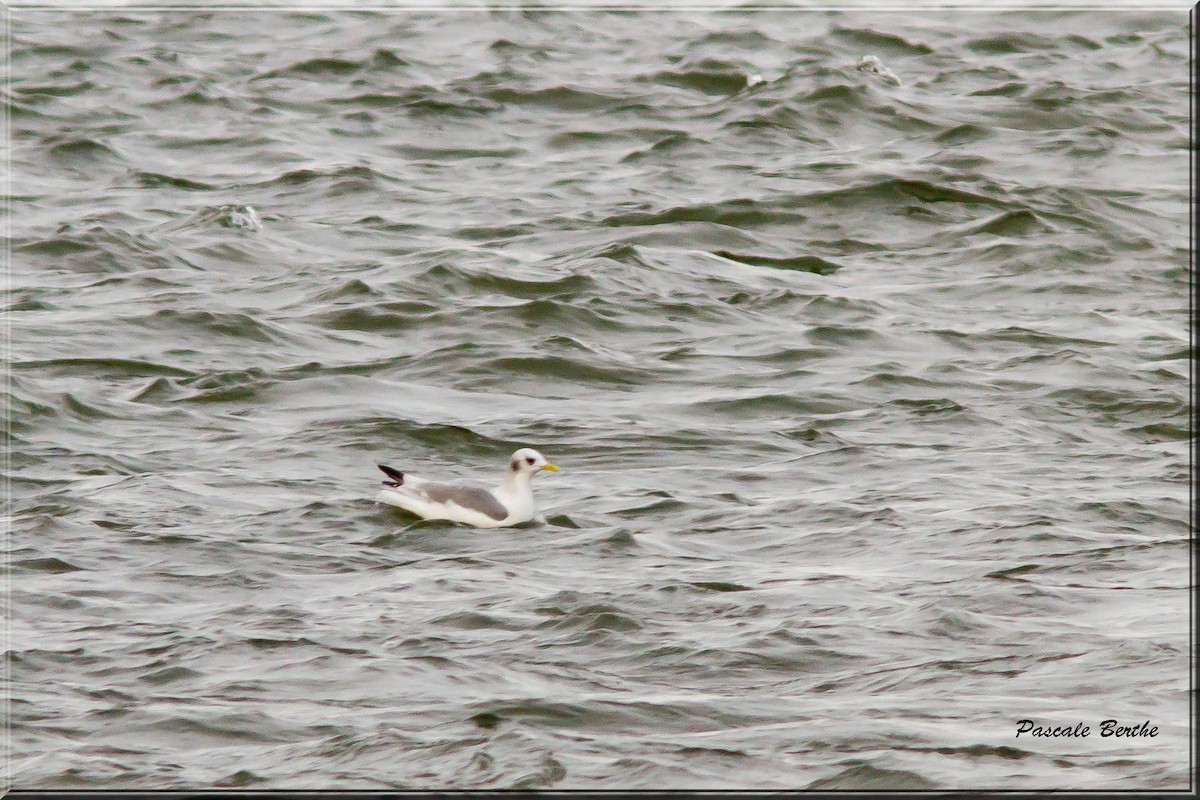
[377, 464, 405, 485]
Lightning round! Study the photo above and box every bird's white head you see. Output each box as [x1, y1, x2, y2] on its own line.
[508, 448, 559, 479]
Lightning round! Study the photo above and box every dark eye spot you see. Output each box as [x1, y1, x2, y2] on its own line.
[511, 460, 519, 471]
[525, 457, 535, 465]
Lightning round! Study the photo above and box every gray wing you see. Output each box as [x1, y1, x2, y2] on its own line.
[421, 482, 509, 521]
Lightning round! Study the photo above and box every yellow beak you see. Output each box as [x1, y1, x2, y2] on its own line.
[541, 463, 560, 472]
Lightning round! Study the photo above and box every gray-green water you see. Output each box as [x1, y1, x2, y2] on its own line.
[7, 6, 1192, 791]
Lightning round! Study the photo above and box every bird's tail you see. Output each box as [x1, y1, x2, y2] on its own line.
[377, 464, 405, 487]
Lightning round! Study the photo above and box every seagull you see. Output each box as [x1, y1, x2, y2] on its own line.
[376, 448, 560, 528]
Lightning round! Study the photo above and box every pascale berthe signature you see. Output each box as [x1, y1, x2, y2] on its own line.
[1015, 719, 1158, 739]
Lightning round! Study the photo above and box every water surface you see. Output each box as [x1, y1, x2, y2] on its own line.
[7, 6, 1192, 790]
